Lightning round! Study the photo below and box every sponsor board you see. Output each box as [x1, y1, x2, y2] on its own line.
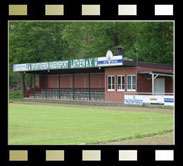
[13, 64, 30, 72]
[124, 95, 174, 106]
[98, 50, 123, 66]
[124, 99, 143, 105]
[164, 96, 174, 106]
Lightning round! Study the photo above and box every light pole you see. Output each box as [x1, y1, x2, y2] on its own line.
[135, 48, 138, 67]
[135, 48, 138, 93]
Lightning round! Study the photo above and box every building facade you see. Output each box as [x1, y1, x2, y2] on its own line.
[13, 49, 174, 104]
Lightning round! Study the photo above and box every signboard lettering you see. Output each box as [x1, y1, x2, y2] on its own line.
[13, 64, 29, 71]
[124, 95, 174, 106]
[13, 50, 123, 72]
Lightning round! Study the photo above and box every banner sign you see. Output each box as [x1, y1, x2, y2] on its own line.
[98, 50, 122, 67]
[29, 58, 98, 71]
[164, 96, 174, 106]
[13, 51, 123, 72]
[124, 97, 143, 105]
[13, 64, 29, 72]
[124, 95, 174, 106]
[98, 56, 122, 67]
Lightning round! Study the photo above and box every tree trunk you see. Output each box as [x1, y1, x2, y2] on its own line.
[21, 73, 26, 97]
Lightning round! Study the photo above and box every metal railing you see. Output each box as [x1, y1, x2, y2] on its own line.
[135, 92, 174, 96]
[30, 88, 105, 101]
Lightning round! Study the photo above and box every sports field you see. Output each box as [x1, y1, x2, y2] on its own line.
[8, 103, 173, 145]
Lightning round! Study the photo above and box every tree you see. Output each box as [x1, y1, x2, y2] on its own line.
[9, 22, 173, 92]
[134, 22, 173, 64]
[9, 22, 70, 94]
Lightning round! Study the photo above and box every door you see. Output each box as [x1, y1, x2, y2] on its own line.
[154, 78, 165, 94]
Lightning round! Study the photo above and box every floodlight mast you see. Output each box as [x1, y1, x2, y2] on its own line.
[135, 48, 138, 93]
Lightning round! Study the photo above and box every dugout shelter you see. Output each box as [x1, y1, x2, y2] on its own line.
[13, 47, 174, 104]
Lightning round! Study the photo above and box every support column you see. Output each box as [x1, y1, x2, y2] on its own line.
[73, 74, 75, 100]
[33, 73, 35, 98]
[58, 74, 61, 99]
[152, 74, 159, 95]
[89, 73, 91, 100]
[22, 73, 26, 97]
[45, 75, 48, 98]
[152, 74, 154, 95]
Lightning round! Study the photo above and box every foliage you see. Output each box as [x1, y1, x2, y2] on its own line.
[134, 22, 173, 63]
[9, 90, 24, 99]
[9, 22, 174, 65]
[9, 22, 174, 91]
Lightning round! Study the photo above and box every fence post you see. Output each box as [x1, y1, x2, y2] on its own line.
[34, 73, 35, 98]
[58, 74, 61, 99]
[45, 75, 48, 98]
[89, 72, 91, 100]
[73, 74, 75, 100]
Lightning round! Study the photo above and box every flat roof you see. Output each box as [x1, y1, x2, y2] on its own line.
[26, 67, 105, 75]
[138, 71, 173, 77]
[13, 55, 173, 74]
[123, 60, 173, 70]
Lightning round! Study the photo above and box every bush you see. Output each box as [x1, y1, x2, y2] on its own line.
[9, 90, 24, 100]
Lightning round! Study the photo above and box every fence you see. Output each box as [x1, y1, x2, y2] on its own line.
[30, 88, 105, 101]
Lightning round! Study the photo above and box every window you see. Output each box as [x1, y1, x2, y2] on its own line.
[117, 75, 125, 91]
[108, 76, 115, 91]
[127, 75, 136, 91]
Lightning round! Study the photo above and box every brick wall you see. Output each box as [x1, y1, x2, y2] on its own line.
[39, 75, 46, 89]
[165, 76, 173, 93]
[105, 67, 173, 102]
[39, 73, 105, 89]
[38, 66, 173, 102]
[60, 75, 73, 88]
[75, 74, 88, 88]
[48, 75, 58, 88]
[105, 67, 137, 102]
[137, 75, 173, 93]
[137, 74, 152, 92]
[90, 73, 105, 88]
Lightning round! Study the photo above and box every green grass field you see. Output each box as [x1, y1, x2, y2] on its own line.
[8, 103, 173, 145]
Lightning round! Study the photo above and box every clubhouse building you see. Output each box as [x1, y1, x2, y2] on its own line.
[13, 47, 174, 105]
